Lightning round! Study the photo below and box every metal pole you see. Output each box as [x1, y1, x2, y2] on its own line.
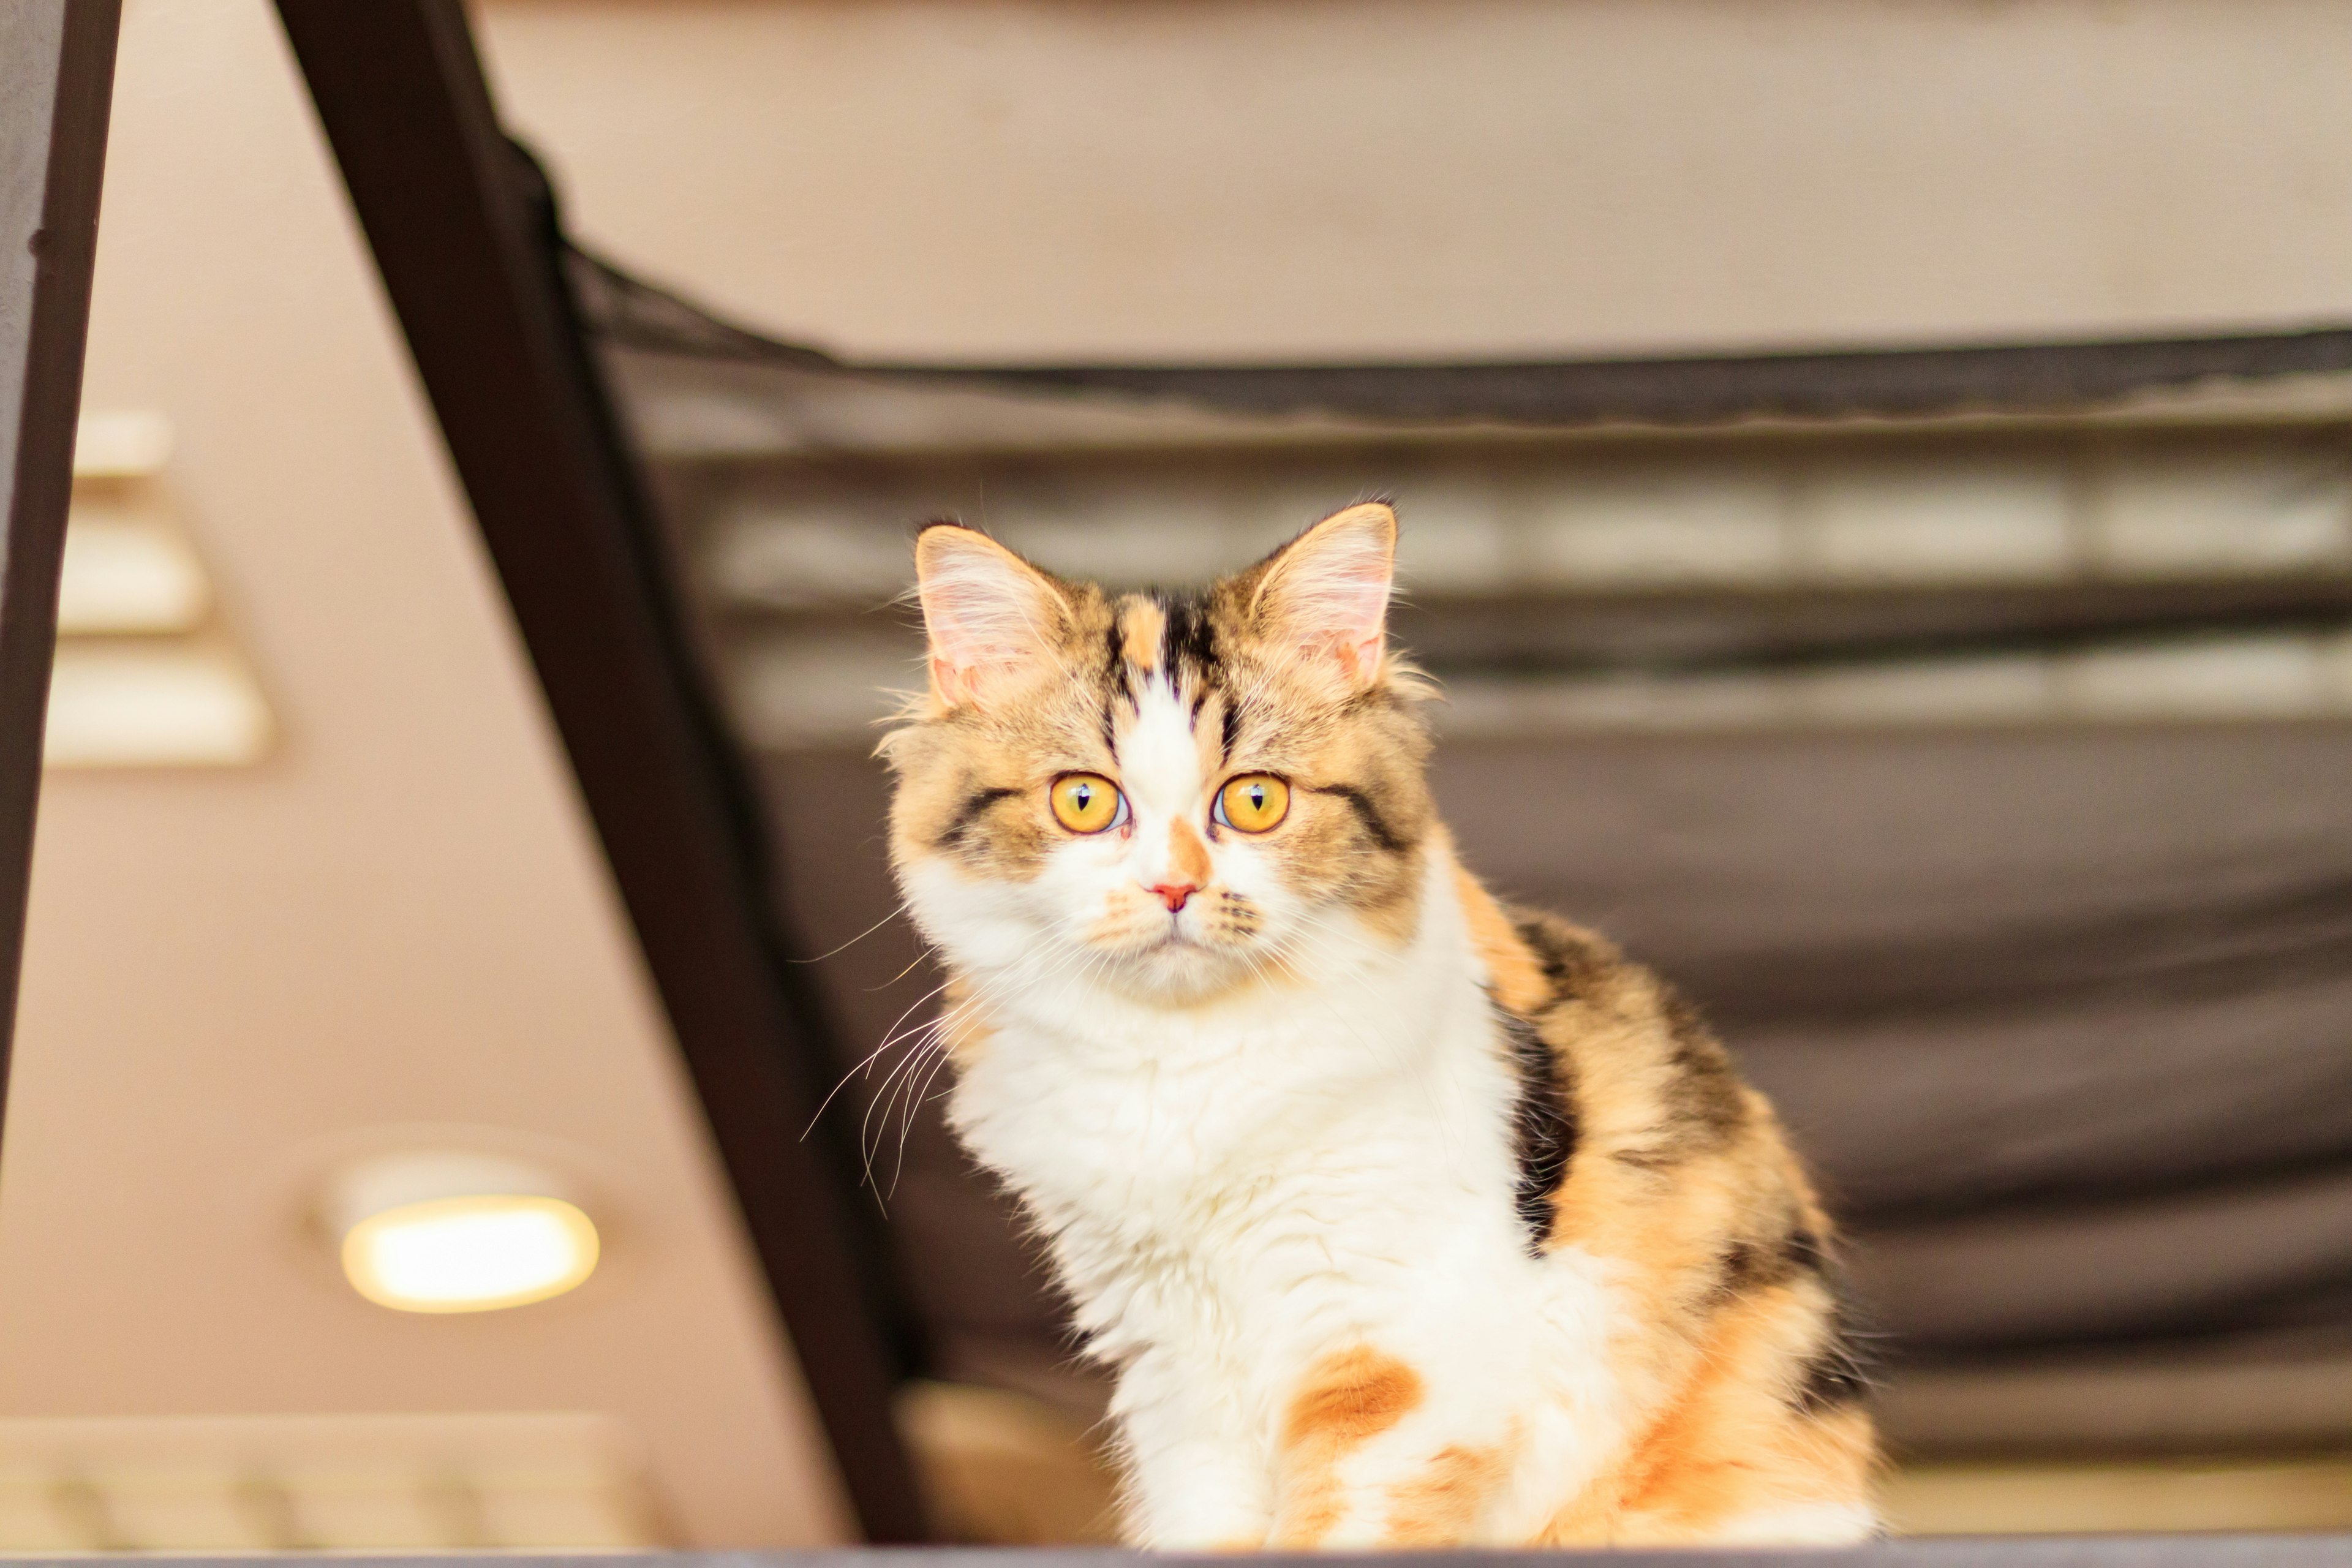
[0, 0, 123, 1161]
[271, 1, 927, 1540]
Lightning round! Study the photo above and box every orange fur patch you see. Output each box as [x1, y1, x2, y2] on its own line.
[1451, 853, 1550, 1015]
[1384, 1429, 1519, 1545]
[1599, 1287, 1872, 1542]
[1272, 1346, 1424, 1547]
[1118, 595, 1166, 672]
[1168, 817, 1213, 886]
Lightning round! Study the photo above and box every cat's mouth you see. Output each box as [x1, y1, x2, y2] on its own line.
[1136, 915, 1217, 956]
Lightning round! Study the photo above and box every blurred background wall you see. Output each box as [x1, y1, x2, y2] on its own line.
[477, 0, 2352, 360]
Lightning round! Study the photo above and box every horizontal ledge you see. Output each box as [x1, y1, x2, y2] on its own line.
[578, 246, 2352, 431]
[70, 1540, 2352, 1564]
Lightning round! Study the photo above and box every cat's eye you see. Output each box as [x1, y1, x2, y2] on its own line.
[1050, 773, 1126, 834]
[1215, 774, 1291, 833]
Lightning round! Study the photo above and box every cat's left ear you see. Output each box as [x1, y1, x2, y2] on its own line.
[913, 523, 1069, 707]
[1248, 501, 1396, 684]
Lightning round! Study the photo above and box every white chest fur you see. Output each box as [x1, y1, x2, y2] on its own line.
[949, 852, 1506, 1311]
[935, 848, 1626, 1544]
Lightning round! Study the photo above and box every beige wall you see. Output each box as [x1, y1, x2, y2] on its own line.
[0, 0, 845, 1545]
[478, 0, 2352, 363]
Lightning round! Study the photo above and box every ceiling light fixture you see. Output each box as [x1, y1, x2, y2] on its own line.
[326, 1152, 601, 1314]
[72, 409, 174, 480]
[43, 645, 271, 767]
[56, 509, 211, 634]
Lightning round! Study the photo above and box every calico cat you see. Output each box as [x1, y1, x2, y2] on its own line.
[881, 502, 1877, 1548]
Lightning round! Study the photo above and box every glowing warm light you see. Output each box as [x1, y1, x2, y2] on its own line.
[44, 646, 270, 767]
[340, 1194, 600, 1314]
[72, 410, 174, 479]
[57, 512, 210, 633]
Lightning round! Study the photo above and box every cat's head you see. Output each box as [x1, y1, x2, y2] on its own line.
[882, 502, 1434, 1005]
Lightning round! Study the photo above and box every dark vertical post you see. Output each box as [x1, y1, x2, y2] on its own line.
[270, 0, 927, 1541]
[0, 1, 123, 1152]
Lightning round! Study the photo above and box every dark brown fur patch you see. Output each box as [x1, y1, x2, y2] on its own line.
[1305, 782, 1412, 853]
[1794, 1299, 1873, 1414]
[1454, 862, 1550, 1014]
[1710, 1222, 1826, 1306]
[1499, 1000, 1577, 1254]
[1660, 987, 1749, 1148]
[1605, 984, 1749, 1174]
[935, 785, 1019, 853]
[1157, 589, 1220, 684]
[1513, 916, 1615, 1005]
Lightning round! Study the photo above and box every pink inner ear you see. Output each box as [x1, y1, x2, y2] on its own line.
[928, 653, 978, 707]
[922, 599, 996, 685]
[1322, 573, 1390, 678]
[921, 586, 1021, 705]
[916, 534, 1058, 705]
[1262, 511, 1396, 679]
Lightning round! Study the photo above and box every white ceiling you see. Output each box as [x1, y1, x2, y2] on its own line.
[0, 0, 844, 1546]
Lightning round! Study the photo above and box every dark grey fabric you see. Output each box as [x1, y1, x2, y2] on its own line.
[1430, 729, 2352, 1228]
[759, 723, 2352, 1387]
[595, 251, 2352, 1450]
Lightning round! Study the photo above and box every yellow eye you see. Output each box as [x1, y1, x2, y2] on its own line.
[1050, 773, 1123, 834]
[1217, 774, 1291, 833]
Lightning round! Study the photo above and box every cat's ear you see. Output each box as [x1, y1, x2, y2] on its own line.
[913, 523, 1068, 707]
[1248, 502, 1396, 683]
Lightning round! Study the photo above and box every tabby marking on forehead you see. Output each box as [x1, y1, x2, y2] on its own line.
[1156, 590, 1222, 690]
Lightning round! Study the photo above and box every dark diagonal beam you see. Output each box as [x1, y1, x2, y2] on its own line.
[0, 0, 122, 1157]
[270, 1, 926, 1541]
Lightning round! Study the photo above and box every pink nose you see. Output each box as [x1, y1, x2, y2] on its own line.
[1150, 881, 1198, 913]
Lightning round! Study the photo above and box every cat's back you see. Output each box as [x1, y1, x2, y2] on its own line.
[1449, 852, 1799, 1199]
[1452, 864, 1875, 1540]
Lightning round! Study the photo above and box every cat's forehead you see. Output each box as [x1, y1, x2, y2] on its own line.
[944, 572, 1341, 778]
[1107, 589, 1229, 695]
[1095, 590, 1236, 787]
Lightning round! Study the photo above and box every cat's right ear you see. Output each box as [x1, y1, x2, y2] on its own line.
[1247, 501, 1397, 685]
[913, 524, 1067, 708]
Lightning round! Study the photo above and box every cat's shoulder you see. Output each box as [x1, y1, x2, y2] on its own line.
[1444, 852, 1660, 1026]
[1447, 856, 1764, 1159]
